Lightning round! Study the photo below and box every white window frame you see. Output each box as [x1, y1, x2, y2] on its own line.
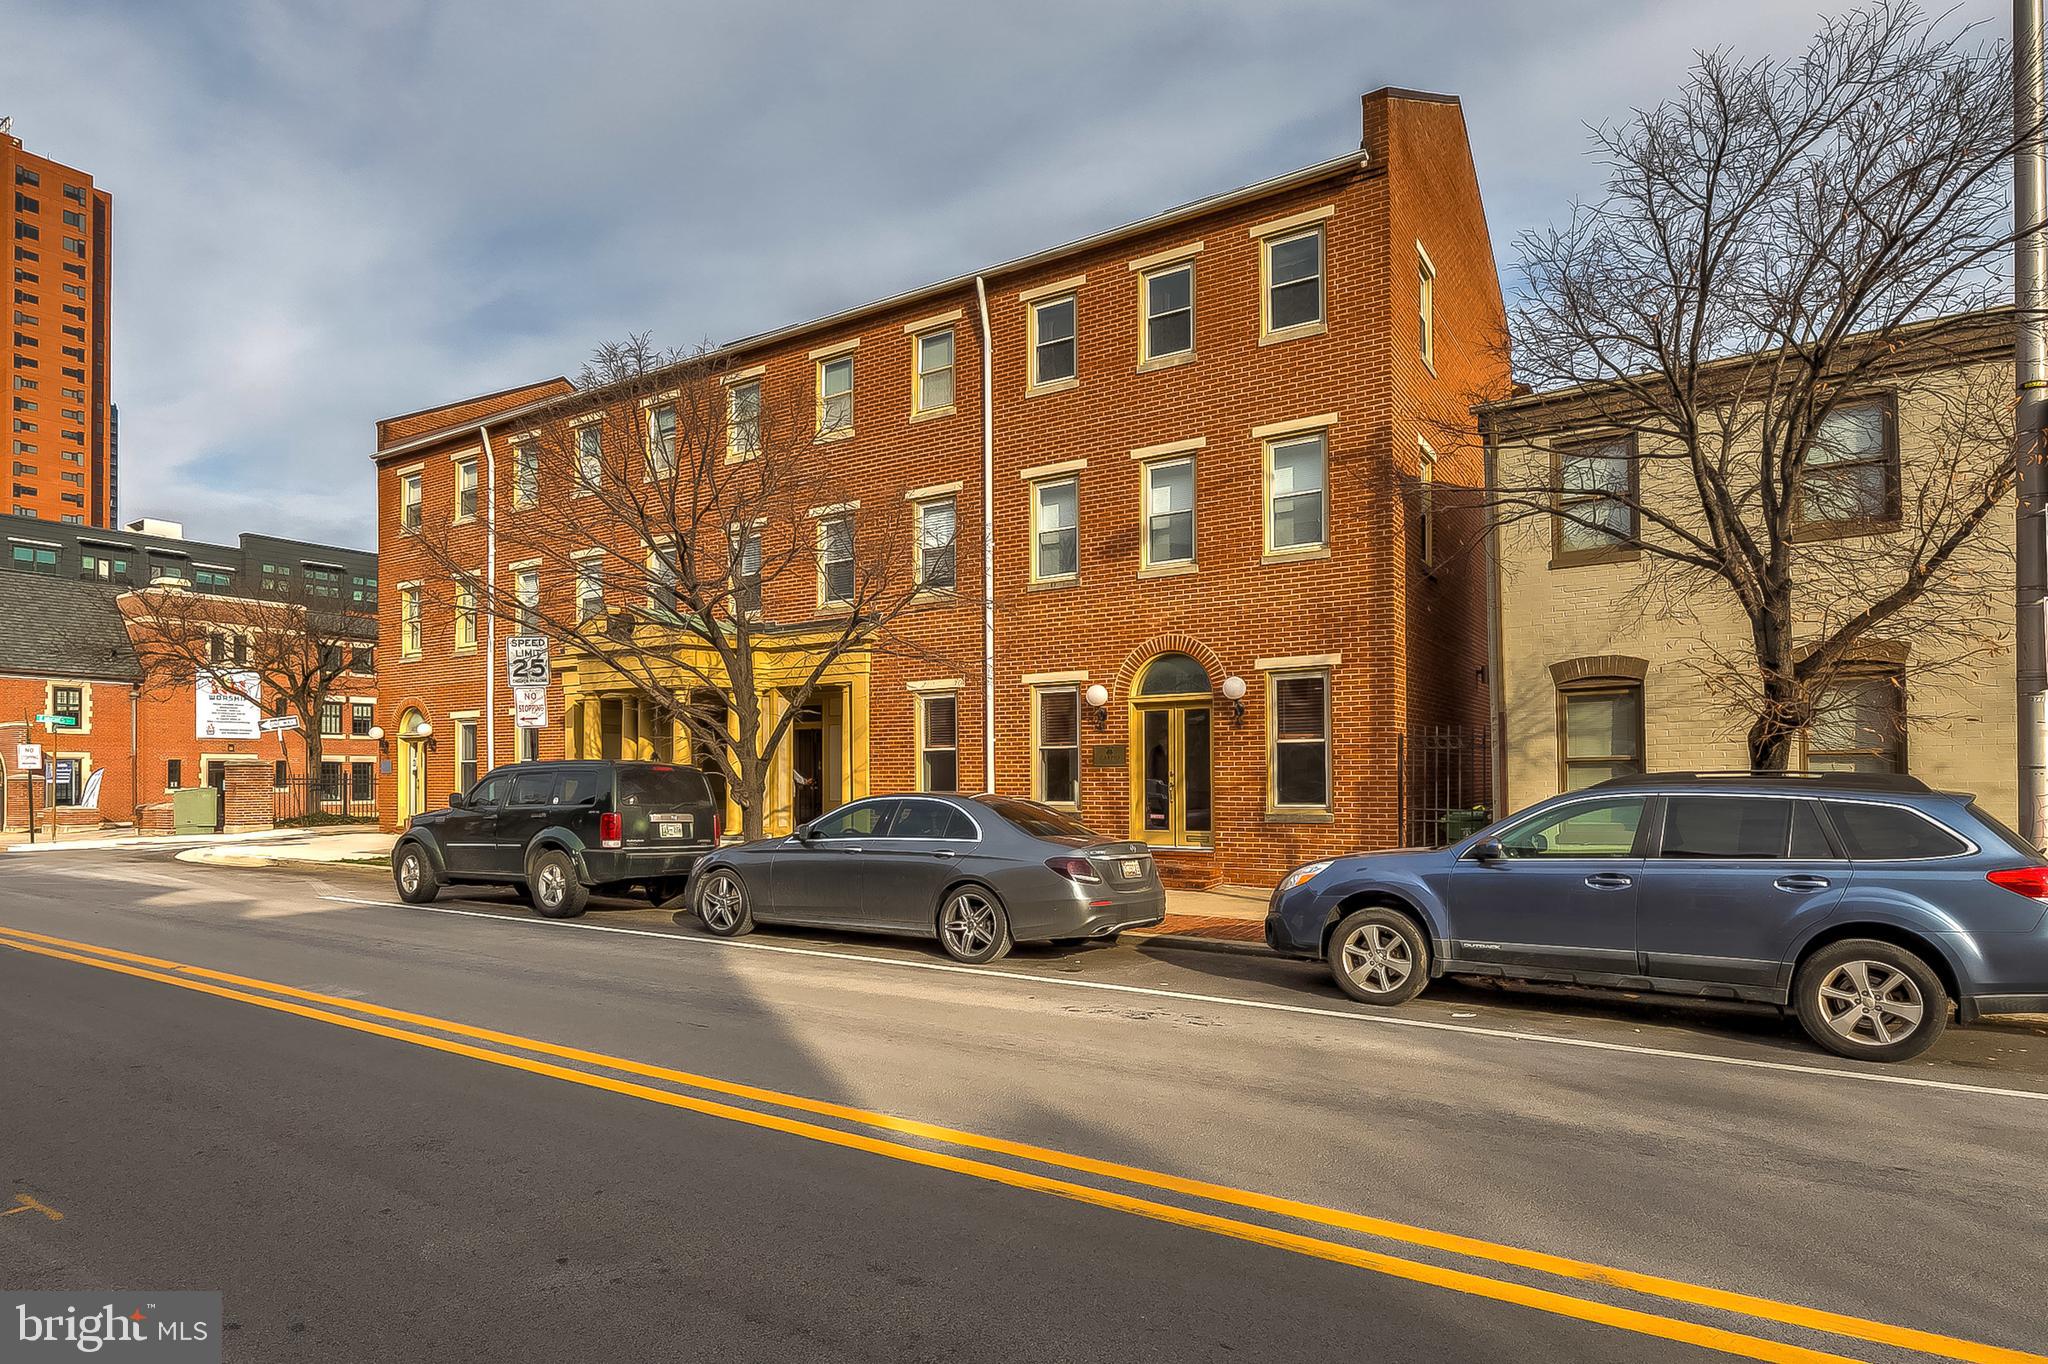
[1030, 476, 1080, 584]
[1140, 456, 1196, 572]
[913, 327, 955, 417]
[1417, 242, 1437, 373]
[399, 471, 423, 534]
[816, 355, 854, 439]
[1264, 431, 1329, 556]
[1260, 225, 1326, 341]
[1268, 668, 1332, 812]
[817, 514, 855, 607]
[1028, 294, 1078, 392]
[1031, 685, 1082, 808]
[453, 457, 478, 522]
[1139, 262, 1195, 366]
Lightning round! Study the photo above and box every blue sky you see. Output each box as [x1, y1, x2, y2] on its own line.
[2, 0, 2002, 550]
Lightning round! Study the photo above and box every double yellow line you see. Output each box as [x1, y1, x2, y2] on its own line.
[1, 921, 2036, 1364]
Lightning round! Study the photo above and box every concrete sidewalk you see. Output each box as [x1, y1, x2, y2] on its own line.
[174, 829, 397, 868]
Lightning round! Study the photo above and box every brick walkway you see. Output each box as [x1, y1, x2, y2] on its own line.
[1134, 912, 1266, 944]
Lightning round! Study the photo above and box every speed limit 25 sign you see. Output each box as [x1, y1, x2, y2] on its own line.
[506, 635, 551, 688]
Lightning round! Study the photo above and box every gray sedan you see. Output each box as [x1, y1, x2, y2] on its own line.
[681, 794, 1167, 962]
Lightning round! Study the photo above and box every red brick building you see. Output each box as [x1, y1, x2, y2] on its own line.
[372, 88, 1506, 886]
[5, 127, 115, 526]
[0, 540, 379, 834]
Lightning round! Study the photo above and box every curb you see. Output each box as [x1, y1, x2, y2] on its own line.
[1123, 928, 1268, 958]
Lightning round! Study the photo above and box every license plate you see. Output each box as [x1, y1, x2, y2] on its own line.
[1119, 858, 1144, 878]
[659, 821, 687, 839]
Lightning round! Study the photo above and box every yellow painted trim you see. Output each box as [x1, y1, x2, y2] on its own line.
[905, 480, 964, 502]
[1247, 204, 1335, 239]
[1129, 436, 1206, 461]
[1257, 220, 1327, 342]
[1021, 669, 1088, 685]
[901, 307, 963, 334]
[1019, 458, 1086, 482]
[1126, 240, 1203, 273]
[1256, 653, 1342, 671]
[719, 363, 766, 385]
[1018, 273, 1086, 304]
[807, 337, 860, 360]
[1251, 413, 1340, 440]
[1138, 454, 1197, 572]
[1261, 428, 1331, 557]
[1266, 666, 1332, 814]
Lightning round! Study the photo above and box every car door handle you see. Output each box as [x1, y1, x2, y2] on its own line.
[1775, 875, 1831, 892]
[1583, 872, 1633, 889]
[930, 850, 957, 859]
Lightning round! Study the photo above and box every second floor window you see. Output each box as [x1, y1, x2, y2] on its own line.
[1555, 436, 1636, 561]
[1033, 477, 1078, 581]
[733, 532, 762, 614]
[574, 422, 602, 492]
[321, 699, 345, 737]
[455, 458, 478, 519]
[1418, 246, 1436, 369]
[400, 472, 422, 532]
[51, 685, 82, 728]
[453, 577, 477, 650]
[817, 357, 854, 436]
[575, 556, 604, 623]
[513, 442, 539, 507]
[1800, 397, 1897, 530]
[727, 379, 760, 458]
[648, 545, 679, 618]
[647, 403, 677, 478]
[1267, 433, 1328, 553]
[400, 586, 422, 656]
[916, 496, 957, 591]
[1142, 264, 1194, 362]
[1143, 458, 1195, 568]
[818, 515, 855, 605]
[514, 568, 541, 631]
[914, 330, 954, 414]
[351, 702, 373, 737]
[1031, 295, 1077, 387]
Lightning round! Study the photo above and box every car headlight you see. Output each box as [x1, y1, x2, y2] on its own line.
[1279, 860, 1332, 892]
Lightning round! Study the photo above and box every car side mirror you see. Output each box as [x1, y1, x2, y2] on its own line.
[1471, 837, 1505, 864]
[448, 791, 468, 810]
[794, 823, 815, 841]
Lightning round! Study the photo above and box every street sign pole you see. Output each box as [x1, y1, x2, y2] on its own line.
[2020, 0, 2048, 846]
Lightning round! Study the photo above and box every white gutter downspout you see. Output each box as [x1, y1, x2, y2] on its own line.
[974, 276, 996, 792]
[479, 424, 499, 772]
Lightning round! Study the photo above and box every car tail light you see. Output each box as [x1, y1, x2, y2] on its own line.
[1988, 866, 2048, 899]
[1046, 855, 1101, 884]
[599, 812, 623, 849]
[712, 811, 724, 844]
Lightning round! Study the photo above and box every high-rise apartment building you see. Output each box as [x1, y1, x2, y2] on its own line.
[4, 125, 113, 526]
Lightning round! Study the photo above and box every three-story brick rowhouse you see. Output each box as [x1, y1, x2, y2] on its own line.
[373, 89, 1507, 886]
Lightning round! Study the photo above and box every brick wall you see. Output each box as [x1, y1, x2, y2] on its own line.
[374, 90, 1508, 886]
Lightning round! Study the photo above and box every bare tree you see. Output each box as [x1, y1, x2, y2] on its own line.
[1482, 2, 2036, 768]
[126, 582, 376, 781]
[411, 336, 973, 839]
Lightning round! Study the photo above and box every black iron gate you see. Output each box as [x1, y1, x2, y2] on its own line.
[275, 770, 379, 824]
[1395, 724, 1493, 848]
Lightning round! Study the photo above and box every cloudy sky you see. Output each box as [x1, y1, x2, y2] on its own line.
[3, 0, 2003, 549]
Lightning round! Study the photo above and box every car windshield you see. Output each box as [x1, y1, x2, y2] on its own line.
[617, 765, 713, 808]
[977, 796, 1100, 840]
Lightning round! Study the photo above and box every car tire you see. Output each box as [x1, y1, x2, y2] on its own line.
[393, 843, 440, 905]
[937, 886, 1012, 964]
[695, 868, 754, 937]
[1793, 939, 1949, 1062]
[528, 849, 589, 919]
[1327, 907, 1431, 1006]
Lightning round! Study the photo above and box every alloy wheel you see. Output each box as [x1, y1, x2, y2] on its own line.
[941, 892, 999, 958]
[700, 873, 744, 931]
[1815, 959, 1925, 1047]
[399, 854, 420, 894]
[1340, 923, 1414, 995]
[537, 863, 566, 908]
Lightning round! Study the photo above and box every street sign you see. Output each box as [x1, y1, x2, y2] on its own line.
[513, 686, 547, 729]
[506, 635, 550, 688]
[259, 714, 302, 733]
[33, 713, 77, 728]
[15, 743, 42, 771]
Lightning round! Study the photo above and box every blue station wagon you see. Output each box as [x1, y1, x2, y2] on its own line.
[1263, 772, 2048, 1060]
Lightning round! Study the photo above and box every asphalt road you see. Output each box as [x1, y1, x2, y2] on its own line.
[2, 851, 2044, 1363]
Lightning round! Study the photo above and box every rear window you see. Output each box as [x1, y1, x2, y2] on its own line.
[509, 770, 556, 806]
[1661, 797, 1793, 858]
[886, 800, 977, 840]
[617, 765, 713, 808]
[1965, 802, 2042, 860]
[1822, 801, 1970, 860]
[977, 797, 1099, 839]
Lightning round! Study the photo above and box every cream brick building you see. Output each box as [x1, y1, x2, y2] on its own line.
[1481, 315, 2018, 823]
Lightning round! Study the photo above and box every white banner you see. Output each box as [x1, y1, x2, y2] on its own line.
[196, 670, 262, 740]
[513, 686, 548, 729]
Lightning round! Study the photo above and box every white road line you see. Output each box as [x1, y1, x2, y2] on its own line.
[316, 894, 2048, 1104]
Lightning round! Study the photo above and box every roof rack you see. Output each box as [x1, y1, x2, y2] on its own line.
[1590, 770, 1933, 793]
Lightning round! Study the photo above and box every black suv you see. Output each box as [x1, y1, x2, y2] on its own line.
[392, 761, 722, 918]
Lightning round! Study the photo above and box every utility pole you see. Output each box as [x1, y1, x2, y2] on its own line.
[2017, 0, 2048, 846]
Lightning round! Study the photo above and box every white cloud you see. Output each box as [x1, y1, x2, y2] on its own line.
[0, 0, 2004, 547]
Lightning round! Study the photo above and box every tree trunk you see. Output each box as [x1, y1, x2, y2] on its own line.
[1746, 602, 1805, 772]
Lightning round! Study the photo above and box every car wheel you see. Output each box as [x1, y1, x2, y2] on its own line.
[937, 886, 1012, 964]
[528, 849, 589, 919]
[1794, 939, 1948, 1062]
[1328, 907, 1430, 1006]
[695, 869, 754, 937]
[393, 843, 440, 905]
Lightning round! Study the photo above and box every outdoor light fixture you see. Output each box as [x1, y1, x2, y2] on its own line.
[368, 725, 386, 752]
[1084, 683, 1110, 730]
[1220, 674, 1248, 721]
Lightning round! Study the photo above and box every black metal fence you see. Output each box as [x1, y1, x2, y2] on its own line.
[274, 771, 379, 825]
[1395, 724, 1494, 848]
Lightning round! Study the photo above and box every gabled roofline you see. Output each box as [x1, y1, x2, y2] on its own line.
[372, 146, 1376, 463]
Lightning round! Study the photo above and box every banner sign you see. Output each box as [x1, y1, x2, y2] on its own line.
[196, 670, 262, 740]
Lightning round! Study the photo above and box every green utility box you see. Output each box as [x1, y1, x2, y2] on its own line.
[170, 786, 220, 835]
